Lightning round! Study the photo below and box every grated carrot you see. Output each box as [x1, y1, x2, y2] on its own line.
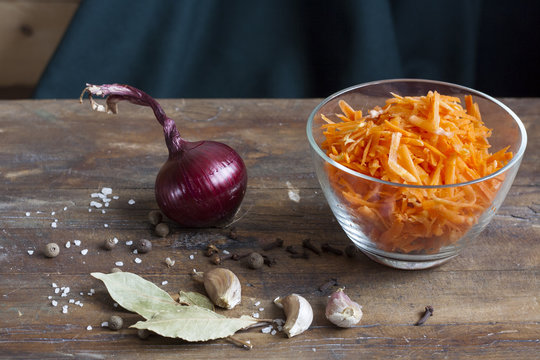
[321, 91, 512, 254]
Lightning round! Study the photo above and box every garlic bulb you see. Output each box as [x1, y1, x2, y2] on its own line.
[274, 294, 313, 337]
[325, 288, 362, 328]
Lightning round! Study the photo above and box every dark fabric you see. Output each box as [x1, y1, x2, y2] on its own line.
[34, 0, 540, 99]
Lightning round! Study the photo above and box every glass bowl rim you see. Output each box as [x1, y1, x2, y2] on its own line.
[306, 78, 528, 189]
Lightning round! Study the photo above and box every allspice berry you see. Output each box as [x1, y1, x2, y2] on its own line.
[155, 223, 169, 237]
[135, 239, 152, 253]
[108, 315, 123, 330]
[103, 238, 117, 250]
[148, 210, 163, 226]
[247, 252, 264, 269]
[44, 243, 60, 258]
[111, 267, 122, 273]
[137, 328, 151, 340]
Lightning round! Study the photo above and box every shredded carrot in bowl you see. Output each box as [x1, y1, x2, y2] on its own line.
[320, 91, 513, 254]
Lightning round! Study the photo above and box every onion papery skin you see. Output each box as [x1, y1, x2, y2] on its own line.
[155, 140, 248, 227]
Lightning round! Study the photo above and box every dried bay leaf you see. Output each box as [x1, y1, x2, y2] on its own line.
[131, 307, 258, 342]
[91, 272, 178, 319]
[178, 291, 214, 311]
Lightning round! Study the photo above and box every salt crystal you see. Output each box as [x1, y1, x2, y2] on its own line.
[254, 301, 260, 306]
[90, 288, 95, 294]
[161, 281, 168, 286]
[133, 249, 138, 254]
[52, 283, 58, 288]
[103, 198, 111, 203]
[65, 241, 71, 248]
[51, 211, 55, 216]
[86, 325, 92, 331]
[61, 293, 67, 297]
[63, 207, 68, 211]
[64, 287, 70, 294]
[62, 305, 68, 314]
[25, 212, 30, 216]
[259, 307, 264, 312]
[113, 196, 119, 200]
[54, 288, 60, 294]
[101, 321, 109, 327]
[101, 210, 106, 214]
[104, 224, 109, 228]
[125, 240, 133, 246]
[252, 313, 260, 318]
[90, 193, 101, 198]
[90, 201, 103, 208]
[113, 303, 118, 307]
[51, 300, 58, 307]
[222, 250, 230, 255]
[69, 299, 75, 304]
[75, 301, 81, 305]
[88, 209, 92, 212]
[74, 240, 81, 246]
[128, 199, 135, 205]
[261, 326, 273, 334]
[115, 261, 124, 267]
[78, 302, 84, 307]
[271, 329, 277, 336]
[48, 296, 52, 300]
[113, 237, 119, 244]
[101, 187, 112, 195]
[105, 202, 110, 207]
[273, 319, 285, 326]
[312, 348, 316, 352]
[51, 222, 57, 228]
[81, 249, 88, 255]
[189, 254, 194, 260]
[134, 258, 142, 264]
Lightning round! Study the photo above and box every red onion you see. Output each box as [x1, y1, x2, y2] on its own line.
[80, 84, 247, 227]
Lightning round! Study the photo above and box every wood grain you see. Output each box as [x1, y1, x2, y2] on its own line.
[0, 98, 538, 359]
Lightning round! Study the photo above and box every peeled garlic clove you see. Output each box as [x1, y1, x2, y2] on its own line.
[274, 294, 313, 337]
[325, 288, 362, 328]
[203, 268, 241, 309]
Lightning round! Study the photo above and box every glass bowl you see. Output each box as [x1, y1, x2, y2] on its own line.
[307, 79, 527, 270]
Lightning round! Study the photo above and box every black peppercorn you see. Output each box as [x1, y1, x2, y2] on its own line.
[109, 315, 123, 330]
[135, 239, 152, 253]
[44, 243, 60, 258]
[247, 252, 264, 269]
[155, 223, 170, 237]
[103, 238, 117, 250]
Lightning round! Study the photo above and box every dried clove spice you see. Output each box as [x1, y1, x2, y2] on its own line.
[262, 238, 284, 251]
[321, 243, 344, 256]
[285, 245, 300, 255]
[302, 238, 321, 255]
[415, 305, 434, 326]
[261, 254, 276, 267]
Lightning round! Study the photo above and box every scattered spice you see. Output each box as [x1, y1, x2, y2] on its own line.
[246, 252, 264, 269]
[155, 223, 170, 237]
[321, 243, 343, 256]
[262, 238, 284, 251]
[44, 243, 60, 258]
[204, 244, 219, 257]
[137, 328, 151, 340]
[135, 239, 152, 253]
[415, 305, 434, 326]
[148, 210, 163, 225]
[261, 254, 276, 267]
[103, 238, 117, 250]
[285, 245, 300, 255]
[109, 315, 123, 330]
[210, 253, 222, 265]
[302, 238, 321, 255]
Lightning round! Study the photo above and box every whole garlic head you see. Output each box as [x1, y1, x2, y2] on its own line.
[274, 294, 313, 337]
[203, 268, 241, 309]
[325, 288, 362, 328]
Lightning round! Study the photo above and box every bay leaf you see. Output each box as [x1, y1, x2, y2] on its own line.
[91, 272, 178, 319]
[178, 291, 214, 311]
[131, 306, 258, 342]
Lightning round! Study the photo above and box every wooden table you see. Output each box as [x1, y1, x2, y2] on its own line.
[1, 98, 538, 359]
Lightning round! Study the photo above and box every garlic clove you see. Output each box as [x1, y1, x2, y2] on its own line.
[274, 294, 313, 337]
[203, 268, 241, 309]
[325, 288, 362, 328]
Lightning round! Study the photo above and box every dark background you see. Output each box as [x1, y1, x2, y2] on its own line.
[34, 0, 540, 99]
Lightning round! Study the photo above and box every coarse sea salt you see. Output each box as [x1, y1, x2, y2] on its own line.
[74, 240, 81, 246]
[51, 222, 57, 228]
[222, 250, 230, 255]
[101, 187, 112, 195]
[81, 249, 88, 255]
[252, 313, 260, 319]
[270, 329, 277, 336]
[65, 241, 71, 248]
[261, 326, 273, 334]
[125, 240, 133, 246]
[90, 201, 103, 208]
[25, 212, 30, 216]
[128, 199, 136, 205]
[161, 281, 168, 286]
[134, 258, 142, 264]
[104, 224, 109, 228]
[86, 325, 93, 331]
[51, 300, 58, 307]
[52, 283, 57, 288]
[115, 261, 124, 267]
[189, 254, 194, 260]
[254, 301, 260, 306]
